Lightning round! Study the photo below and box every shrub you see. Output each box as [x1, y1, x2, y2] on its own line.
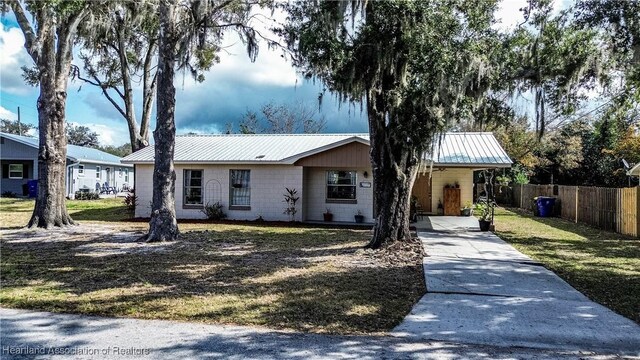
[74, 191, 100, 200]
[282, 187, 299, 222]
[201, 201, 227, 220]
[1, 191, 17, 198]
[124, 190, 137, 211]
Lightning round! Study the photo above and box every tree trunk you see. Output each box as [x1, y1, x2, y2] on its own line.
[366, 90, 420, 249]
[143, 0, 179, 242]
[28, 84, 75, 228]
[27, 15, 74, 229]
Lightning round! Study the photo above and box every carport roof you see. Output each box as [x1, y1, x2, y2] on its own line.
[427, 132, 512, 167]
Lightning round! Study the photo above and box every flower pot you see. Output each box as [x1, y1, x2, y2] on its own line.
[354, 214, 364, 223]
[461, 208, 472, 217]
[323, 213, 333, 222]
[478, 219, 491, 231]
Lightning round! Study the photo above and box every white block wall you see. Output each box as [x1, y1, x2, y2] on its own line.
[429, 168, 474, 211]
[303, 167, 374, 222]
[134, 164, 303, 221]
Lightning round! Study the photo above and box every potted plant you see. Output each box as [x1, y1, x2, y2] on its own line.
[323, 208, 333, 222]
[354, 209, 364, 223]
[454, 181, 460, 188]
[437, 199, 444, 215]
[460, 201, 473, 216]
[475, 200, 494, 231]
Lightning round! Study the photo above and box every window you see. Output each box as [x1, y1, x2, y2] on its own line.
[124, 169, 129, 182]
[9, 164, 23, 179]
[96, 166, 101, 179]
[326, 170, 357, 201]
[183, 169, 203, 206]
[119, 168, 123, 177]
[230, 170, 250, 208]
[78, 164, 84, 176]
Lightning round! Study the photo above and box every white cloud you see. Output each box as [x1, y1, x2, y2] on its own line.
[178, 8, 299, 91]
[0, 105, 18, 120]
[68, 120, 129, 146]
[0, 24, 33, 95]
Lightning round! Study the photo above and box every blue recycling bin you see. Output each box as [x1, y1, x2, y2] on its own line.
[27, 180, 38, 198]
[536, 196, 556, 217]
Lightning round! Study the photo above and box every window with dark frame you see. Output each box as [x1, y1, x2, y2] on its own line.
[184, 169, 203, 206]
[230, 170, 250, 208]
[326, 170, 356, 201]
[96, 166, 101, 179]
[8, 164, 23, 179]
[78, 164, 84, 176]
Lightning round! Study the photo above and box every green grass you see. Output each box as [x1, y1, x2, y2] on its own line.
[494, 207, 640, 323]
[0, 198, 130, 228]
[0, 198, 425, 334]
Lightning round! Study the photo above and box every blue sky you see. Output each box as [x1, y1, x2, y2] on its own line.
[0, 1, 565, 146]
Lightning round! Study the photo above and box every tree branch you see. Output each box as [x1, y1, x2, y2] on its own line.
[55, 3, 90, 86]
[10, 1, 39, 63]
[71, 65, 128, 119]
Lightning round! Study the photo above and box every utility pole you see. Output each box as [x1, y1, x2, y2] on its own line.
[17, 106, 22, 135]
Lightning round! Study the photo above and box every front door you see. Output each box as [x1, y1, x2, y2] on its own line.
[412, 174, 432, 213]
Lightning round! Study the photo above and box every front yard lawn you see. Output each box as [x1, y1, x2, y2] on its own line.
[0, 198, 130, 229]
[0, 201, 425, 334]
[494, 207, 640, 323]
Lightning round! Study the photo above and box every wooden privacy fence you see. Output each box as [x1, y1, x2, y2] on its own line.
[512, 184, 639, 238]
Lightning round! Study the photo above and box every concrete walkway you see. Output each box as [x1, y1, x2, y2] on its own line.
[393, 217, 640, 356]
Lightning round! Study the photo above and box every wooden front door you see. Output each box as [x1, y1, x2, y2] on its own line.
[412, 174, 432, 213]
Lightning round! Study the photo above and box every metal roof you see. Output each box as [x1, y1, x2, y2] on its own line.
[0, 132, 132, 167]
[427, 132, 512, 167]
[122, 134, 370, 164]
[122, 132, 511, 167]
[628, 163, 640, 177]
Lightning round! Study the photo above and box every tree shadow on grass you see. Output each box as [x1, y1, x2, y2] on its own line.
[0, 226, 425, 334]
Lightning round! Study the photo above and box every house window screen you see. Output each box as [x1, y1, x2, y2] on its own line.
[184, 169, 203, 205]
[96, 166, 101, 179]
[9, 164, 23, 179]
[326, 170, 356, 200]
[230, 170, 251, 206]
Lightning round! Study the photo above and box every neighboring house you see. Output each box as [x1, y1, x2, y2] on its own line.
[0, 132, 134, 198]
[124, 132, 511, 222]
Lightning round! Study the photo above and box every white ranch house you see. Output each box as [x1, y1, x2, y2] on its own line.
[0, 132, 134, 198]
[123, 133, 511, 222]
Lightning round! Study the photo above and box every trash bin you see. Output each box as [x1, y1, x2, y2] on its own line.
[22, 183, 28, 196]
[536, 196, 556, 217]
[27, 180, 38, 198]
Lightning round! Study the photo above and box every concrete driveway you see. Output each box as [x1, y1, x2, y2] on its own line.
[393, 217, 640, 356]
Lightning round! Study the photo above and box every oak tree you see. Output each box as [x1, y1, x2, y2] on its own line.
[280, 1, 501, 248]
[7, 0, 92, 228]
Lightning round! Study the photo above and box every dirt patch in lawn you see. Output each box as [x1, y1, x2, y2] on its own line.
[0, 224, 425, 334]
